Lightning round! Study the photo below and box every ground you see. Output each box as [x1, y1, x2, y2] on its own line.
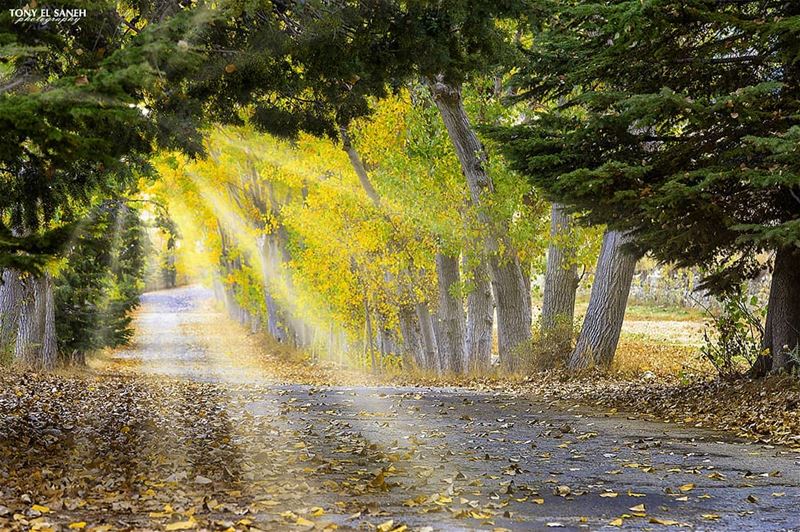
[1, 287, 799, 531]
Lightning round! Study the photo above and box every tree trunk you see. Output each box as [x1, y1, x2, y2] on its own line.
[340, 127, 381, 207]
[398, 305, 425, 368]
[755, 246, 800, 374]
[429, 79, 531, 369]
[569, 230, 638, 370]
[415, 302, 440, 373]
[465, 257, 493, 372]
[0, 268, 23, 357]
[257, 235, 289, 342]
[14, 276, 41, 366]
[364, 294, 377, 372]
[39, 274, 57, 370]
[13, 274, 57, 370]
[435, 252, 467, 373]
[541, 203, 579, 332]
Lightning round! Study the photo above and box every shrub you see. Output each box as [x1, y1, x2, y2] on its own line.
[519, 315, 579, 371]
[700, 287, 765, 380]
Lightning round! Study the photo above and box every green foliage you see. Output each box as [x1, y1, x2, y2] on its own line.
[54, 202, 146, 360]
[0, 1, 206, 269]
[494, 0, 800, 293]
[184, 0, 534, 140]
[700, 288, 766, 380]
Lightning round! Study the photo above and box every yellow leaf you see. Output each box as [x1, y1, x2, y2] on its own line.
[600, 492, 618, 498]
[649, 517, 680, 525]
[702, 514, 721, 520]
[31, 505, 50, 513]
[629, 504, 646, 513]
[310, 507, 325, 516]
[678, 483, 695, 492]
[376, 520, 394, 532]
[296, 517, 314, 527]
[532, 498, 545, 505]
[68, 523, 87, 530]
[609, 518, 624, 527]
[165, 520, 196, 531]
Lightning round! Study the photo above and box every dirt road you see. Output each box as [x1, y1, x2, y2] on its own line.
[1, 286, 799, 531]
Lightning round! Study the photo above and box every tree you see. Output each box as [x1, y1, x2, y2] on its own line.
[55, 202, 146, 365]
[400, 2, 539, 369]
[495, 0, 800, 372]
[569, 230, 637, 369]
[540, 204, 579, 334]
[1, 0, 204, 367]
[179, 0, 547, 369]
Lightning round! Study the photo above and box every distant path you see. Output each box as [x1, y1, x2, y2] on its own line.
[89, 287, 800, 530]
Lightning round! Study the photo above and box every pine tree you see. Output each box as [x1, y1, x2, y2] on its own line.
[495, 0, 800, 373]
[1, 0, 204, 268]
[54, 202, 146, 364]
[1, 1, 204, 367]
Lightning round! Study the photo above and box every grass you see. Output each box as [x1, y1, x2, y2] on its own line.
[623, 302, 706, 322]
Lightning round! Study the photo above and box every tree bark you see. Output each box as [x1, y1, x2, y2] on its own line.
[257, 235, 289, 342]
[429, 79, 531, 369]
[541, 203, 579, 332]
[39, 274, 57, 369]
[14, 274, 56, 369]
[569, 230, 638, 369]
[14, 276, 36, 366]
[398, 304, 425, 368]
[364, 294, 377, 372]
[465, 257, 493, 372]
[435, 252, 467, 373]
[755, 246, 800, 374]
[340, 127, 381, 207]
[0, 268, 23, 357]
[415, 302, 440, 373]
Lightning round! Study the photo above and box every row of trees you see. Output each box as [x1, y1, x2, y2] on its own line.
[149, 0, 644, 373]
[494, 0, 800, 374]
[2, 0, 797, 376]
[0, 0, 195, 368]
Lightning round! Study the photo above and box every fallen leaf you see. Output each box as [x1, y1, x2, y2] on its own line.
[649, 517, 680, 525]
[376, 520, 394, 532]
[165, 520, 196, 531]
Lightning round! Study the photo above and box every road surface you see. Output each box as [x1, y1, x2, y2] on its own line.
[1, 286, 799, 531]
